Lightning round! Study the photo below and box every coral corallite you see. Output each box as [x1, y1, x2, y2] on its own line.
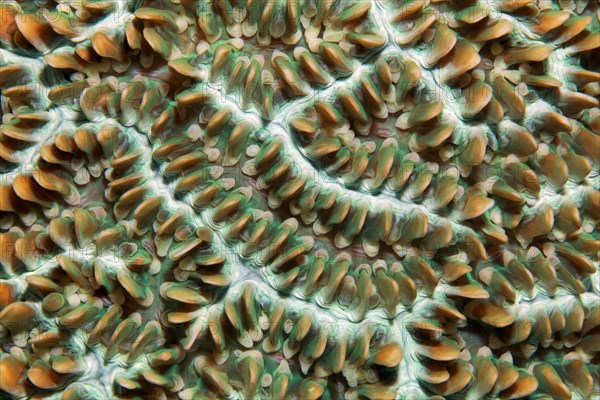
[0, 0, 599, 399]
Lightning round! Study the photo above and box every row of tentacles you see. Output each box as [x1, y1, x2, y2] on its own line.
[1, 0, 599, 399]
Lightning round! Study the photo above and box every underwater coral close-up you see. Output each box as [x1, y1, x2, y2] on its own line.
[0, 0, 599, 398]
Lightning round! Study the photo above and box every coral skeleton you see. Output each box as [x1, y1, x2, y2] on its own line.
[0, 0, 599, 399]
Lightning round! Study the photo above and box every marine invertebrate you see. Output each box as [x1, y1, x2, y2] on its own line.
[1, 0, 599, 399]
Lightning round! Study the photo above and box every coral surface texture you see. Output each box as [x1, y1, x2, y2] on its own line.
[0, 0, 599, 399]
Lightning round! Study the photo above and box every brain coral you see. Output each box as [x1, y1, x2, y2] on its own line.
[0, 0, 599, 399]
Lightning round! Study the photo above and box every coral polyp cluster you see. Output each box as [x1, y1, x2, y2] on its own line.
[0, 0, 599, 399]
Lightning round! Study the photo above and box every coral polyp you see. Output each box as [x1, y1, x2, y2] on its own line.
[0, 0, 599, 399]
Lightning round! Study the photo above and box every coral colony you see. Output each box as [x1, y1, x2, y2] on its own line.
[1, 0, 599, 399]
